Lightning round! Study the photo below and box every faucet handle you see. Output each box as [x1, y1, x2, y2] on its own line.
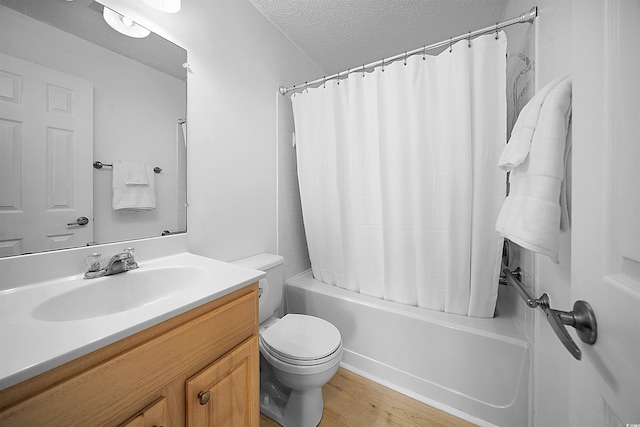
[124, 247, 136, 258]
[85, 253, 103, 272]
[123, 248, 139, 269]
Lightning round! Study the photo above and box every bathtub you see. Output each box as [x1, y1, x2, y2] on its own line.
[284, 270, 530, 427]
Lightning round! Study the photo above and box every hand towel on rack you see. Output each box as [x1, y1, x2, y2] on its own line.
[120, 160, 149, 185]
[498, 76, 567, 170]
[496, 77, 572, 263]
[112, 161, 156, 211]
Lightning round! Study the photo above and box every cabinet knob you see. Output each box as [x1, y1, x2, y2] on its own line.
[197, 390, 211, 405]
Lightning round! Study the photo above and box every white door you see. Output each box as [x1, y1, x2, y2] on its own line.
[571, 1, 640, 425]
[0, 53, 93, 256]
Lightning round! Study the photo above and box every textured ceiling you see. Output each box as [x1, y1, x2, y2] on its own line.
[249, 0, 509, 76]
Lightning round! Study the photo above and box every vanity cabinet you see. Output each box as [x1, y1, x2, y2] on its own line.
[119, 397, 167, 427]
[186, 336, 258, 426]
[0, 284, 259, 426]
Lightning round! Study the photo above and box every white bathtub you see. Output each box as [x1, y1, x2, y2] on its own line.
[285, 270, 530, 427]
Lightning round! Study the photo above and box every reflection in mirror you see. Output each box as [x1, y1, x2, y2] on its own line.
[0, 0, 187, 258]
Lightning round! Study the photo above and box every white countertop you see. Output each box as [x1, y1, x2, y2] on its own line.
[0, 251, 264, 391]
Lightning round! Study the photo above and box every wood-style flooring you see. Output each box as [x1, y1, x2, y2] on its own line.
[260, 368, 476, 427]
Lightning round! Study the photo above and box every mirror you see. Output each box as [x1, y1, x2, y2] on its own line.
[0, 0, 187, 258]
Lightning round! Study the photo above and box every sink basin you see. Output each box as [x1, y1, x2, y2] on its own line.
[1, 249, 265, 392]
[32, 266, 207, 322]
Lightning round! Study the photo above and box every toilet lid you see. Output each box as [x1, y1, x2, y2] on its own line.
[261, 314, 341, 361]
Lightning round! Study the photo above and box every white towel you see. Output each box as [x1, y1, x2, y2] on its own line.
[498, 76, 567, 171]
[121, 161, 149, 185]
[496, 77, 572, 263]
[112, 161, 156, 211]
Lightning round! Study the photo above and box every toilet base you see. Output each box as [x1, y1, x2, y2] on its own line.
[260, 359, 325, 427]
[260, 386, 324, 427]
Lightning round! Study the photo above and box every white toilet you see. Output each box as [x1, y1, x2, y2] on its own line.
[233, 254, 343, 427]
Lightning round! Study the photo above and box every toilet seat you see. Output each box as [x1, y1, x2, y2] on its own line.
[260, 314, 342, 366]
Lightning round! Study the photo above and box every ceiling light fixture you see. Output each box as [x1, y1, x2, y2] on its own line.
[141, 0, 181, 13]
[103, 7, 151, 38]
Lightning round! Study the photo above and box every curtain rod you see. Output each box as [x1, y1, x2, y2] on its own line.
[279, 6, 537, 96]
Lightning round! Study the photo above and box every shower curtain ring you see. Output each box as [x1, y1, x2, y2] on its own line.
[362, 65, 365, 77]
[423, 46, 426, 60]
[323, 77, 326, 88]
[381, 59, 385, 72]
[468, 32, 472, 48]
[449, 37, 453, 53]
[495, 23, 499, 39]
[404, 52, 407, 66]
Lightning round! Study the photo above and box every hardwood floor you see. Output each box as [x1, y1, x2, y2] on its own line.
[259, 368, 476, 427]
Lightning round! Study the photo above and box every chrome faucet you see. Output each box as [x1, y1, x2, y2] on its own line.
[84, 248, 138, 279]
[104, 252, 135, 275]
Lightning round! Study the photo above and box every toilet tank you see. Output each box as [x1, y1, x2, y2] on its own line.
[232, 253, 284, 324]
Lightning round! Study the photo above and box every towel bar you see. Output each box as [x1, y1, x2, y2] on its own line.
[501, 268, 597, 360]
[93, 161, 162, 174]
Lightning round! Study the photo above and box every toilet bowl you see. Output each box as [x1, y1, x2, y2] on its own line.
[233, 254, 343, 427]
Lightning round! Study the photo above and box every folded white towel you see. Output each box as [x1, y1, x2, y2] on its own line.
[112, 162, 156, 211]
[120, 161, 149, 185]
[498, 76, 567, 171]
[496, 77, 572, 263]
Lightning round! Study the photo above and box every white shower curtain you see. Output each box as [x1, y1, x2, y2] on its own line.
[291, 33, 507, 318]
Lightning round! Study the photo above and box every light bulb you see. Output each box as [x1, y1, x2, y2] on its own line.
[103, 7, 150, 38]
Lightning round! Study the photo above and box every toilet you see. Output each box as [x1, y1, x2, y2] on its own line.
[233, 254, 343, 427]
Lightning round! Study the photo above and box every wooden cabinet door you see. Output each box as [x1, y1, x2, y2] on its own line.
[186, 336, 259, 427]
[119, 397, 167, 427]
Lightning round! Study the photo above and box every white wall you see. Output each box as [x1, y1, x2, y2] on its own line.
[0, 6, 185, 245]
[503, 1, 573, 426]
[94, 0, 324, 263]
[277, 94, 310, 279]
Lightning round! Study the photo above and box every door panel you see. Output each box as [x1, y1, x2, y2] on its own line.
[186, 337, 259, 427]
[0, 53, 93, 256]
[571, 1, 640, 425]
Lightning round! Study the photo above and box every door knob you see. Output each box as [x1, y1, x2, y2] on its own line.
[197, 390, 211, 405]
[67, 216, 89, 226]
[539, 293, 598, 360]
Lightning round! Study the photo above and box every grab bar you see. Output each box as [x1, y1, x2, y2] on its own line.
[93, 161, 162, 174]
[501, 268, 598, 360]
[500, 268, 541, 307]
